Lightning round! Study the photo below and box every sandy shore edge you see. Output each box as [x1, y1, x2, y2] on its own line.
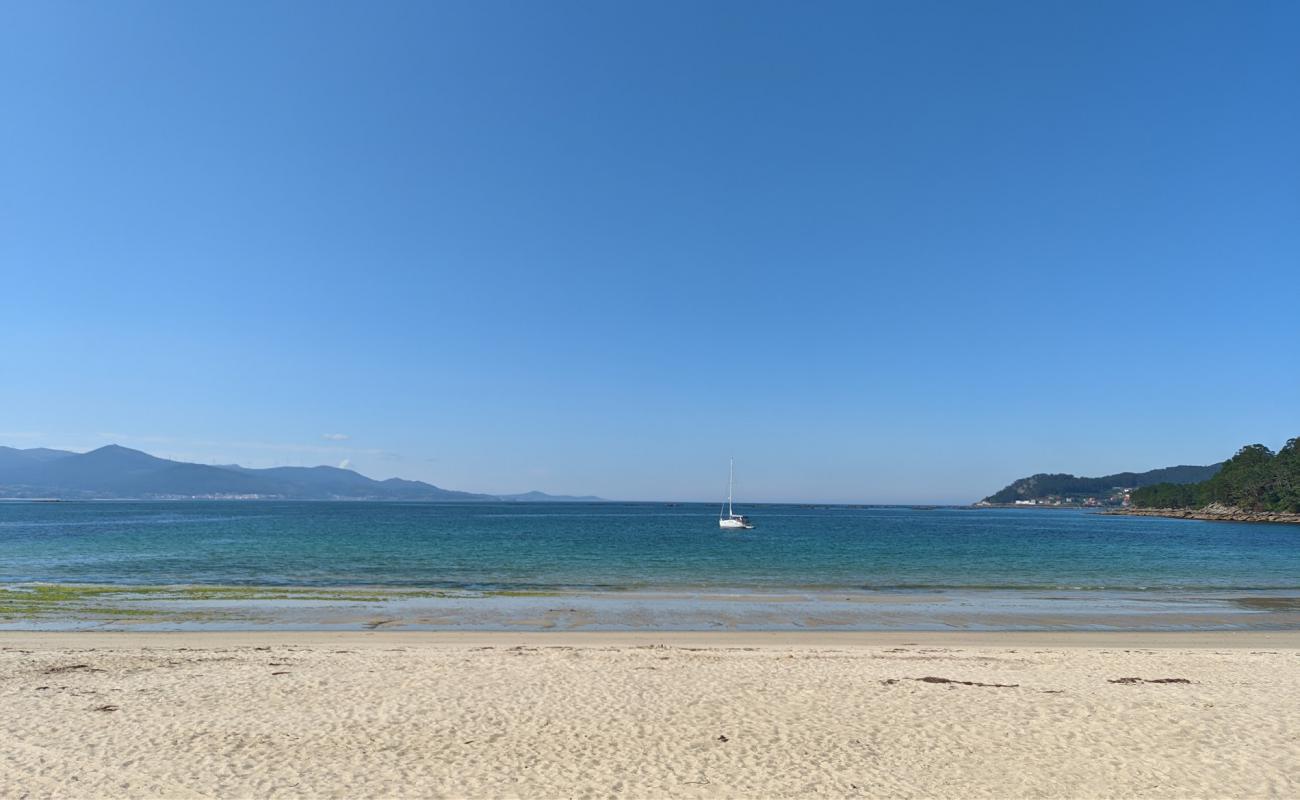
[7, 628, 1300, 649]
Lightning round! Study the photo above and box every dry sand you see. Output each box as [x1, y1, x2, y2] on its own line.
[3, 631, 1298, 799]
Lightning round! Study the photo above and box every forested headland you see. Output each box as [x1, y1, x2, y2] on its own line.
[1131, 438, 1300, 513]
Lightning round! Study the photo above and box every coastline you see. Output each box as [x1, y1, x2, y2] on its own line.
[1104, 506, 1300, 524]
[4, 629, 1297, 798]
[7, 583, 1300, 632]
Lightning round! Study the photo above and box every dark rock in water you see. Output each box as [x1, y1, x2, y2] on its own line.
[1104, 505, 1300, 525]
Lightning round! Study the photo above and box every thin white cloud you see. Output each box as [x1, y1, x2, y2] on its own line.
[322, 433, 350, 441]
[338, 458, 352, 469]
[225, 439, 383, 455]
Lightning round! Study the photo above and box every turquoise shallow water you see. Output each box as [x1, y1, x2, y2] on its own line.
[3, 501, 1300, 593]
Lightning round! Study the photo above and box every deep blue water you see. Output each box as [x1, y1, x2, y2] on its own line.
[2, 501, 1299, 592]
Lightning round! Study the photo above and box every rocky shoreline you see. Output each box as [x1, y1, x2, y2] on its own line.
[1104, 503, 1300, 524]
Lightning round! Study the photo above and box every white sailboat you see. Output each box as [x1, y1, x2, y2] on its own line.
[719, 458, 754, 529]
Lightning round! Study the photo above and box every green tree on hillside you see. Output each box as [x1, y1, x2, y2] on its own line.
[1270, 438, 1300, 512]
[1131, 438, 1300, 512]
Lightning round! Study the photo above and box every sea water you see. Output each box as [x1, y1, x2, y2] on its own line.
[3, 501, 1299, 593]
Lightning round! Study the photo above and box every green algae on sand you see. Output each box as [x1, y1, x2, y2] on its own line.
[0, 583, 459, 623]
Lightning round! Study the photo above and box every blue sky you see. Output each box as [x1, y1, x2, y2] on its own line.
[2, 1, 1297, 503]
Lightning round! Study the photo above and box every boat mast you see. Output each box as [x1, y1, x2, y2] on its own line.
[728, 458, 734, 517]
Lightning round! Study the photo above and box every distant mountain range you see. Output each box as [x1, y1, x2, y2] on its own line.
[0, 445, 603, 502]
[982, 463, 1223, 505]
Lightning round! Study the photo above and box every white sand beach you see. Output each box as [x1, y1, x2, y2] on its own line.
[2, 630, 1298, 799]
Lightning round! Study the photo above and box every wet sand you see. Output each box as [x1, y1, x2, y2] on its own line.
[8, 585, 1300, 632]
